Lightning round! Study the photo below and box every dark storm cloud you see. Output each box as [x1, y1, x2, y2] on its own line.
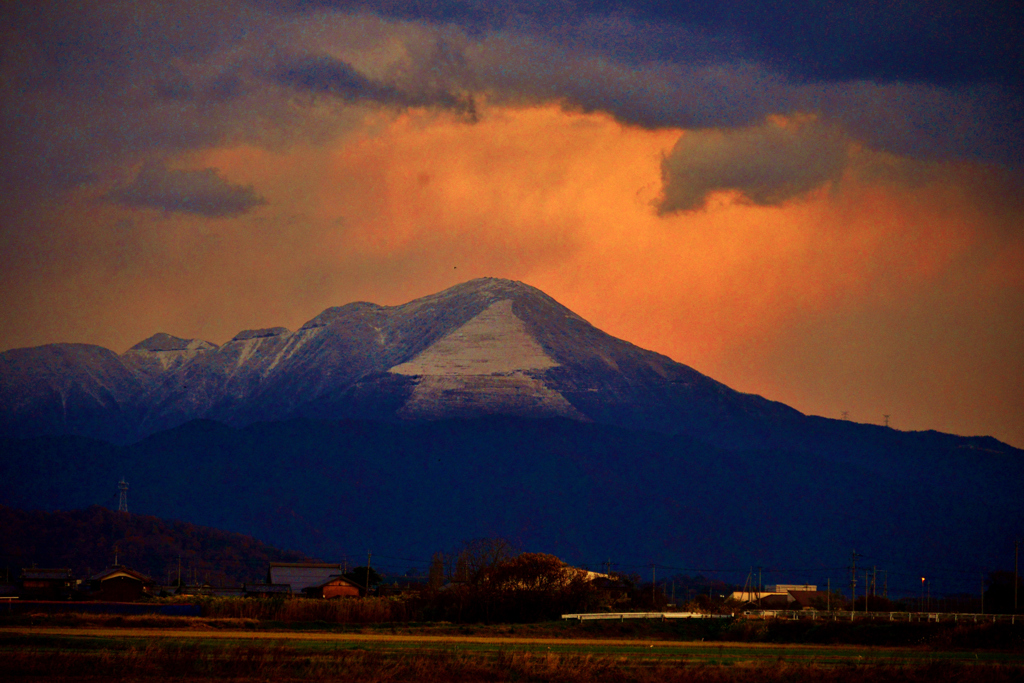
[1, 0, 1020, 215]
[0, 1, 240, 94]
[106, 162, 266, 217]
[279, 1, 1020, 167]
[0, 1, 261, 205]
[284, 0, 1024, 87]
[710, 1, 1024, 88]
[658, 119, 849, 213]
[272, 55, 476, 115]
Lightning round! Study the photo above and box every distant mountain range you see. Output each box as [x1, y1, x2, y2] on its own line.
[1, 277, 1014, 455]
[1, 278, 1020, 594]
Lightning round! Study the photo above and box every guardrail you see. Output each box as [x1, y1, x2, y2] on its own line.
[743, 609, 1019, 624]
[562, 610, 1019, 624]
[562, 612, 732, 622]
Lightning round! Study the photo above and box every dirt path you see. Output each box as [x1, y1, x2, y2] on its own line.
[0, 625, 927, 658]
[0, 625, 769, 647]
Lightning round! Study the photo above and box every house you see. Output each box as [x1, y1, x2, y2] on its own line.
[304, 575, 362, 599]
[728, 585, 831, 611]
[726, 590, 787, 603]
[751, 593, 792, 610]
[243, 583, 292, 598]
[787, 590, 832, 610]
[20, 568, 73, 600]
[88, 566, 154, 601]
[267, 563, 348, 594]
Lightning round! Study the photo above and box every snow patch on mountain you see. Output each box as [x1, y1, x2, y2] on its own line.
[389, 299, 559, 376]
[265, 328, 320, 373]
[388, 298, 584, 420]
[396, 372, 588, 420]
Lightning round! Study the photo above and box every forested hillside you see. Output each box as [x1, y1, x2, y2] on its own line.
[0, 505, 311, 586]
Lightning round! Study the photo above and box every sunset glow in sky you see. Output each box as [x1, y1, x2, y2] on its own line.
[2, 1, 1022, 447]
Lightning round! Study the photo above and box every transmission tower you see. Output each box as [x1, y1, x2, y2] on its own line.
[882, 414, 890, 428]
[117, 478, 129, 513]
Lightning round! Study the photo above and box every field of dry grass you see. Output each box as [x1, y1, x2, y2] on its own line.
[3, 619, 1024, 682]
[2, 606, 1022, 682]
[3, 636, 1023, 682]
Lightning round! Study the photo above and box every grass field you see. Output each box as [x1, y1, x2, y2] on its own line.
[3, 618, 1024, 682]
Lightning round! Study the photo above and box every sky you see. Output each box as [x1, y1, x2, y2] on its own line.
[1, 1, 1022, 448]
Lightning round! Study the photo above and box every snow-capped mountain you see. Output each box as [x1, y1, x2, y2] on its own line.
[0, 278, 1015, 457]
[2, 279, 1020, 590]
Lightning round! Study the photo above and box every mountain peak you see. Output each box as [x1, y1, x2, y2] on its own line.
[230, 327, 291, 342]
[127, 333, 217, 353]
[430, 277, 555, 303]
[121, 333, 218, 381]
[9, 277, 1016, 457]
[445, 277, 532, 294]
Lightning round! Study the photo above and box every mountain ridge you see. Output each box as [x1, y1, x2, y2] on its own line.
[1, 277, 1018, 595]
[0, 503, 312, 585]
[0, 278, 1018, 456]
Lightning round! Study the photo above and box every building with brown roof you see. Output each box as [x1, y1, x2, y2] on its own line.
[267, 563, 348, 594]
[787, 590, 832, 610]
[88, 566, 154, 601]
[20, 568, 73, 600]
[304, 575, 362, 599]
[243, 583, 292, 598]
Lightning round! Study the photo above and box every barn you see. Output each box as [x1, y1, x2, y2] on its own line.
[89, 566, 154, 601]
[267, 563, 349, 594]
[305, 575, 362, 599]
[20, 568, 73, 600]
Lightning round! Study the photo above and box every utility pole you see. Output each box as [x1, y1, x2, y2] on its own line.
[366, 551, 372, 596]
[981, 573, 985, 615]
[850, 551, 859, 611]
[757, 566, 762, 609]
[651, 564, 657, 608]
[1015, 539, 1019, 613]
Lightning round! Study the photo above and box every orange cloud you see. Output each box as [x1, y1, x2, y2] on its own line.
[2, 101, 1020, 446]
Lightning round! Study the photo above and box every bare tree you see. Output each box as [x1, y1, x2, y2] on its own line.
[428, 552, 445, 591]
[446, 537, 519, 585]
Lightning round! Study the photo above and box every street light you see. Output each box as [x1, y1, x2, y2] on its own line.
[921, 577, 925, 613]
